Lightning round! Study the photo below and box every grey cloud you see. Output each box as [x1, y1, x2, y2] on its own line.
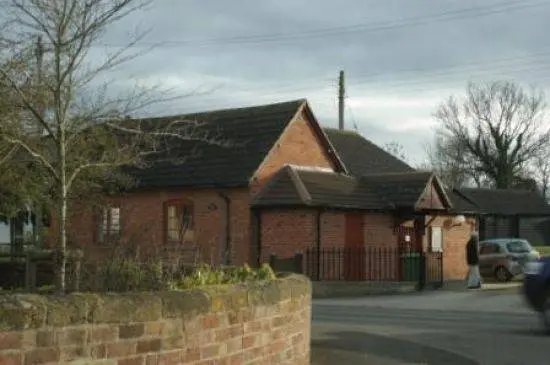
[87, 0, 550, 163]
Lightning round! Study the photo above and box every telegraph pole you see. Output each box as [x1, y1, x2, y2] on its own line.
[338, 70, 345, 130]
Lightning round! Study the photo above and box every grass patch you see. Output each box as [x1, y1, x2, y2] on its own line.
[533, 246, 550, 255]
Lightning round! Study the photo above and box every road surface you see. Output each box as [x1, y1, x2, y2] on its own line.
[311, 288, 548, 365]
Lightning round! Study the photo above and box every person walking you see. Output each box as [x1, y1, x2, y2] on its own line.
[466, 231, 482, 289]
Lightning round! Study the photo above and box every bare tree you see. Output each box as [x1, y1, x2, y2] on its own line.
[0, 0, 229, 292]
[424, 131, 490, 188]
[522, 144, 550, 199]
[431, 81, 549, 189]
[383, 141, 407, 162]
[535, 152, 550, 200]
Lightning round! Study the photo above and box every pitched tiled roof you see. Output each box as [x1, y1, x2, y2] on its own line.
[127, 99, 317, 189]
[454, 188, 550, 216]
[323, 128, 415, 175]
[446, 188, 479, 214]
[252, 165, 449, 211]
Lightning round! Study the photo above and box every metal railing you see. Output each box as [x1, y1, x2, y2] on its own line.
[304, 246, 443, 285]
[0, 249, 83, 292]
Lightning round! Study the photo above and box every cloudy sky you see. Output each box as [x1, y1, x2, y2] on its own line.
[90, 0, 550, 165]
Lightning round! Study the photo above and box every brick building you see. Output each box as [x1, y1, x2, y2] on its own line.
[46, 99, 482, 280]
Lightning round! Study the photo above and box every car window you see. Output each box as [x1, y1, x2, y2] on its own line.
[506, 240, 531, 253]
[493, 244, 503, 253]
[480, 244, 494, 255]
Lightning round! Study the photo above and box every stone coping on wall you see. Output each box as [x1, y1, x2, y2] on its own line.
[0, 274, 312, 365]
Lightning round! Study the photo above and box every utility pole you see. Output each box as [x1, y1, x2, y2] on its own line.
[338, 70, 345, 130]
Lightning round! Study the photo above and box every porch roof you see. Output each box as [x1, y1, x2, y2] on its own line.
[251, 165, 452, 211]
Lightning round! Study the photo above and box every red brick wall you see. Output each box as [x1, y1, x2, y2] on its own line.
[250, 109, 336, 195]
[322, 212, 397, 247]
[262, 211, 397, 256]
[260, 210, 315, 261]
[54, 188, 252, 266]
[363, 214, 397, 247]
[261, 207, 473, 281]
[261, 210, 399, 280]
[320, 212, 345, 247]
[427, 215, 475, 280]
[0, 276, 312, 365]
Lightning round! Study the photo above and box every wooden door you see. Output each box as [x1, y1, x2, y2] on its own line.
[344, 213, 365, 280]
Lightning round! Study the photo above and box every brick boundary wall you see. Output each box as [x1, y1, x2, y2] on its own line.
[0, 274, 311, 365]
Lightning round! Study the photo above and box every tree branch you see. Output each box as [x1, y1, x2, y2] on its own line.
[2, 135, 58, 179]
[0, 68, 57, 139]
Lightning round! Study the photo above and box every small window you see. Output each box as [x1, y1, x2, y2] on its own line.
[98, 206, 121, 243]
[164, 199, 194, 244]
[429, 226, 443, 252]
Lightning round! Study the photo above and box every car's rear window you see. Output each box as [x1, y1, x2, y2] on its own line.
[506, 240, 532, 253]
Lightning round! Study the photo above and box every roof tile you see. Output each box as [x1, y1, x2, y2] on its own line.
[323, 128, 414, 175]
[252, 166, 441, 211]
[129, 99, 306, 188]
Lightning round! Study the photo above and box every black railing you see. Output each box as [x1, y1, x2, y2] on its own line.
[304, 246, 443, 285]
[0, 249, 83, 292]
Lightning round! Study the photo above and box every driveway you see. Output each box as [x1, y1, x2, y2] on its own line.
[311, 288, 547, 365]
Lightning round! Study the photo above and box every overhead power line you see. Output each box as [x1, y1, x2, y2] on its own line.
[174, 64, 550, 112]
[160, 53, 550, 101]
[71, 0, 550, 48]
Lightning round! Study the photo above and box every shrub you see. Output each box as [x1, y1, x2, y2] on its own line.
[79, 255, 276, 293]
[80, 258, 166, 292]
[170, 263, 276, 290]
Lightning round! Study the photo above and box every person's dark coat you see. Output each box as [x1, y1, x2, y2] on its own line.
[466, 236, 480, 265]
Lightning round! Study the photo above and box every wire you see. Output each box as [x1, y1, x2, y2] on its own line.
[346, 104, 359, 131]
[27, 0, 550, 48]
[156, 58, 550, 106]
[169, 64, 550, 115]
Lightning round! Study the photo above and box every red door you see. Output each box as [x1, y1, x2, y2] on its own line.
[344, 213, 365, 280]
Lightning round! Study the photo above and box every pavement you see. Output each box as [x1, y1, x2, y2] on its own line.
[310, 284, 547, 365]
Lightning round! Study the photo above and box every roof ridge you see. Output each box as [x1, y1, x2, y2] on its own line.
[459, 187, 540, 194]
[286, 166, 312, 204]
[287, 164, 335, 173]
[140, 99, 307, 121]
[360, 171, 431, 178]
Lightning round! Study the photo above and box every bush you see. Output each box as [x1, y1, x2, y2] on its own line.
[79, 257, 276, 293]
[171, 263, 276, 290]
[80, 258, 166, 292]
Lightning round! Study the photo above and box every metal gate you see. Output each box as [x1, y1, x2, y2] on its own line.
[396, 226, 444, 290]
[422, 252, 444, 289]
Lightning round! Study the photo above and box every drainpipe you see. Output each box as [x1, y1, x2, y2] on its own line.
[218, 193, 231, 266]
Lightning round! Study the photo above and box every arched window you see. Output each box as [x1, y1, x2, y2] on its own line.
[164, 199, 194, 244]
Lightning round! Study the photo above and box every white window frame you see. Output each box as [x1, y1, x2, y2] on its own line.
[430, 226, 443, 252]
[99, 206, 121, 242]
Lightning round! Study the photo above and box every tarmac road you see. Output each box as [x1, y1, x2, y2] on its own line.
[311, 288, 548, 365]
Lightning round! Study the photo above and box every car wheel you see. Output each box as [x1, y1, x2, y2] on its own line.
[495, 266, 512, 282]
